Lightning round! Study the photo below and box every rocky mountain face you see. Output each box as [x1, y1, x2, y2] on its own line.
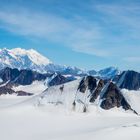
[45, 73, 72, 87]
[0, 66, 139, 114]
[0, 67, 48, 85]
[40, 75, 138, 114]
[0, 67, 73, 87]
[77, 76, 136, 113]
[0, 67, 74, 96]
[89, 79, 104, 102]
[115, 70, 140, 90]
[78, 76, 97, 93]
[100, 82, 131, 110]
[0, 48, 140, 114]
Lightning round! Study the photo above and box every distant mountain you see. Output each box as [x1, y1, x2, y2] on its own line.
[0, 48, 123, 79]
[0, 48, 85, 75]
[116, 70, 140, 90]
[60, 66, 87, 76]
[0, 67, 49, 85]
[88, 67, 121, 79]
[97, 67, 121, 79]
[88, 70, 97, 76]
[0, 48, 51, 73]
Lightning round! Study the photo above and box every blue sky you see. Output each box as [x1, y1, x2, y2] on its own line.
[0, 0, 140, 71]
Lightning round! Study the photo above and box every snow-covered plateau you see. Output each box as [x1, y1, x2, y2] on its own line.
[0, 80, 140, 140]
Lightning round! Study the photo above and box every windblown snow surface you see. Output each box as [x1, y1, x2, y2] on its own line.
[0, 81, 140, 140]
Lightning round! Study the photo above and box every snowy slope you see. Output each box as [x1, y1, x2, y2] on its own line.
[0, 85, 140, 140]
[122, 89, 140, 114]
[38, 77, 136, 114]
[0, 77, 139, 140]
[12, 81, 46, 95]
[0, 104, 139, 140]
[39, 79, 85, 111]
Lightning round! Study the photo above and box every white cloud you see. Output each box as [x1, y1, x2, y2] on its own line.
[94, 4, 140, 39]
[0, 2, 139, 59]
[0, 9, 109, 57]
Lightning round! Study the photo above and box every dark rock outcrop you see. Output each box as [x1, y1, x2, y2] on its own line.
[76, 76, 138, 114]
[100, 82, 132, 110]
[0, 67, 74, 86]
[0, 86, 15, 95]
[0, 67, 51, 86]
[90, 79, 104, 102]
[13, 69, 47, 85]
[17, 91, 33, 96]
[48, 74, 71, 86]
[78, 76, 97, 93]
[0, 67, 20, 82]
[0, 85, 33, 96]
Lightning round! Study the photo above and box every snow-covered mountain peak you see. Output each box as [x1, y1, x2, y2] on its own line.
[10, 48, 52, 65]
[0, 48, 52, 72]
[98, 66, 121, 79]
[0, 47, 86, 74]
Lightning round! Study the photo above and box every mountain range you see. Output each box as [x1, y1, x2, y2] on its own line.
[0, 48, 140, 115]
[0, 48, 120, 79]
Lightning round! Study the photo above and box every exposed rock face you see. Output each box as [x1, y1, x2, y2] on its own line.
[78, 76, 97, 93]
[0, 85, 33, 96]
[100, 82, 131, 110]
[48, 74, 71, 86]
[41, 75, 138, 114]
[77, 76, 132, 112]
[116, 70, 140, 90]
[13, 69, 47, 85]
[90, 79, 104, 102]
[0, 67, 20, 82]
[17, 91, 33, 96]
[0, 67, 50, 85]
[0, 67, 74, 86]
[0, 86, 15, 95]
[77, 76, 105, 103]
